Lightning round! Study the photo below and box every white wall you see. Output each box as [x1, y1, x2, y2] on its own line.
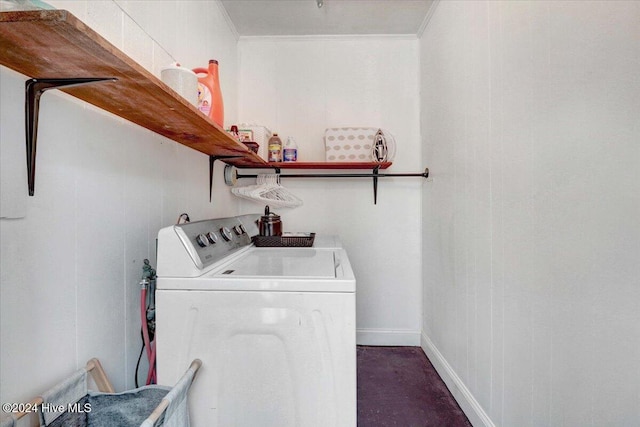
[237, 37, 423, 345]
[420, 1, 640, 426]
[0, 0, 239, 407]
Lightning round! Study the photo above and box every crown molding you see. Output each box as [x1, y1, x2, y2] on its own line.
[238, 34, 418, 43]
[417, 0, 440, 38]
[213, 0, 239, 41]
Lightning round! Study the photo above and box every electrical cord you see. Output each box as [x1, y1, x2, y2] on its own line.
[135, 330, 145, 388]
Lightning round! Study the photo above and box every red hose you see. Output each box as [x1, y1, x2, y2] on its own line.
[146, 341, 157, 385]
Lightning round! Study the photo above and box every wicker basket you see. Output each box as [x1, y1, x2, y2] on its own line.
[253, 233, 315, 247]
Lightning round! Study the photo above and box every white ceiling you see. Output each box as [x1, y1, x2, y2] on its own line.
[220, 0, 436, 37]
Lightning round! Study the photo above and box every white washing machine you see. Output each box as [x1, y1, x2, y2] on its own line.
[155, 214, 356, 427]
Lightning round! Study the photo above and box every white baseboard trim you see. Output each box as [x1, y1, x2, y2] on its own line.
[357, 328, 421, 346]
[420, 332, 495, 427]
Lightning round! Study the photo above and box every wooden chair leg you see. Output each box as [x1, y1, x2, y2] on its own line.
[85, 358, 115, 393]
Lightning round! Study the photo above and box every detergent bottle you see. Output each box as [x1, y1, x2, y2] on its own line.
[268, 133, 283, 162]
[192, 60, 224, 127]
[283, 136, 298, 162]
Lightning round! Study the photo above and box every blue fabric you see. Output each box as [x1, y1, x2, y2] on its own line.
[40, 385, 172, 427]
[86, 386, 169, 427]
[0, 414, 17, 427]
[35, 360, 197, 427]
[39, 367, 88, 425]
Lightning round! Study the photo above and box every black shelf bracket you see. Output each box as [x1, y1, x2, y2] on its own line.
[209, 155, 244, 202]
[25, 77, 117, 196]
[372, 166, 380, 204]
[223, 165, 430, 205]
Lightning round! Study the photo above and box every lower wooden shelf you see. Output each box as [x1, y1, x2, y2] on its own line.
[253, 162, 392, 170]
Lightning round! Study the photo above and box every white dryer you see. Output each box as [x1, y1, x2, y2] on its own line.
[155, 215, 356, 427]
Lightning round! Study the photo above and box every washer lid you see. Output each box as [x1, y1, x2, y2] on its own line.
[311, 235, 342, 249]
[212, 248, 336, 278]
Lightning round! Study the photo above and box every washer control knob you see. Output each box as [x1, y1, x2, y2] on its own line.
[220, 227, 233, 241]
[196, 233, 210, 247]
[207, 232, 218, 244]
[233, 225, 243, 235]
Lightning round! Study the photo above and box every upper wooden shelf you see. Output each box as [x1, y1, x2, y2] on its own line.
[0, 9, 264, 168]
[0, 10, 394, 173]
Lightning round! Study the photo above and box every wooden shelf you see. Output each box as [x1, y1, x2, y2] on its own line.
[0, 9, 398, 196]
[262, 162, 392, 170]
[0, 9, 265, 168]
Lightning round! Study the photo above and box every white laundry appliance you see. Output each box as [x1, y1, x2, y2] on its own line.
[155, 214, 356, 427]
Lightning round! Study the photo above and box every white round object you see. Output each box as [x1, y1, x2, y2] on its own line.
[224, 165, 238, 186]
[160, 63, 198, 107]
[196, 233, 210, 247]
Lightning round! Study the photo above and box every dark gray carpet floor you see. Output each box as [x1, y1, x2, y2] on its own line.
[357, 346, 472, 427]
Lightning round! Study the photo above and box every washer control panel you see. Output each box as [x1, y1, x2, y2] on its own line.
[172, 215, 259, 269]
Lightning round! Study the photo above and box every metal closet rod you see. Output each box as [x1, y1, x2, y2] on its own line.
[223, 165, 429, 205]
[234, 168, 430, 180]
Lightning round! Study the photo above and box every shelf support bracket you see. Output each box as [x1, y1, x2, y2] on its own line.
[209, 155, 244, 202]
[25, 77, 117, 196]
[372, 166, 380, 205]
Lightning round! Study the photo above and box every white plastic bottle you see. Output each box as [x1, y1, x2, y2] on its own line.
[283, 136, 298, 162]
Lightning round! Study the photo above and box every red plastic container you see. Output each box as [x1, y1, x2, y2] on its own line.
[193, 60, 224, 127]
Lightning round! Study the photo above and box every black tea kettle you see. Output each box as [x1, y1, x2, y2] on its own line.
[258, 205, 283, 236]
